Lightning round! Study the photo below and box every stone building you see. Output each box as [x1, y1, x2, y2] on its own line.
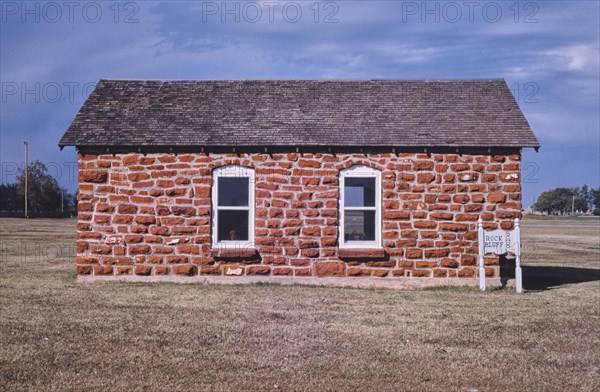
[59, 79, 540, 288]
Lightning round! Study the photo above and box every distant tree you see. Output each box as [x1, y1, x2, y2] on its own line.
[579, 185, 594, 210]
[592, 188, 600, 216]
[535, 187, 588, 215]
[13, 160, 72, 213]
[72, 190, 79, 213]
[1, 161, 74, 214]
[0, 183, 22, 211]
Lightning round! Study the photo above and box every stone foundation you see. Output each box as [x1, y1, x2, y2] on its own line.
[77, 274, 514, 289]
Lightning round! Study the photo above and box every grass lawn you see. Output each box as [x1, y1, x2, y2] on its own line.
[1, 217, 599, 391]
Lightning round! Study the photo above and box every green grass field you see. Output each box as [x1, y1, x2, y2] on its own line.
[1, 217, 598, 391]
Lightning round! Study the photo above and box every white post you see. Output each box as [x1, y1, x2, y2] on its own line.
[477, 218, 486, 291]
[515, 218, 522, 293]
[23, 141, 29, 219]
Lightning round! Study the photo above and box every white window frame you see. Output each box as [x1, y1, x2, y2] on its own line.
[339, 165, 382, 249]
[211, 165, 255, 249]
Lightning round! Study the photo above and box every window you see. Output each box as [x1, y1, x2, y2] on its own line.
[212, 166, 255, 248]
[339, 166, 381, 249]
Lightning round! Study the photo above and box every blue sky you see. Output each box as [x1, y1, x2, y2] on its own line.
[1, 0, 599, 206]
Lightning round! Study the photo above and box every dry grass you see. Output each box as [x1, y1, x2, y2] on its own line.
[521, 216, 600, 267]
[0, 217, 599, 391]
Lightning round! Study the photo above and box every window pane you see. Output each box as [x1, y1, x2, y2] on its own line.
[218, 177, 249, 206]
[217, 210, 249, 241]
[344, 210, 375, 242]
[345, 177, 375, 207]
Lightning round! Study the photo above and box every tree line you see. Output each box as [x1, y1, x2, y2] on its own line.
[535, 186, 600, 215]
[0, 161, 75, 213]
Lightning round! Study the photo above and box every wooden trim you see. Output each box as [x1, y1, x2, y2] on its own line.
[73, 145, 526, 155]
[211, 165, 255, 249]
[339, 165, 382, 249]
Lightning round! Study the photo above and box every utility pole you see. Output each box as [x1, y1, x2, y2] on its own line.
[61, 191, 64, 213]
[23, 141, 29, 219]
[572, 195, 575, 215]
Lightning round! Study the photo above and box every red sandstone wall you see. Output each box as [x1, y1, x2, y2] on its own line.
[75, 152, 521, 280]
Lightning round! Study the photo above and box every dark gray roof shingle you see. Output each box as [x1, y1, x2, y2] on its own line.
[59, 79, 540, 148]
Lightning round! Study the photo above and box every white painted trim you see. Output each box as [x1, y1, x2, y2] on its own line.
[515, 218, 522, 293]
[211, 165, 255, 249]
[339, 165, 382, 249]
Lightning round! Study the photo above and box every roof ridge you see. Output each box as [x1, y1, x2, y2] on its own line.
[98, 78, 506, 83]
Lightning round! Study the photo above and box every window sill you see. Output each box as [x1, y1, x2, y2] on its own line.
[211, 248, 259, 259]
[338, 248, 386, 259]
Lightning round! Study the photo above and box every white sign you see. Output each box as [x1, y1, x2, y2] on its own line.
[483, 229, 519, 255]
[478, 218, 522, 293]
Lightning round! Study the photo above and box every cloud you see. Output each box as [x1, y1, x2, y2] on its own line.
[541, 45, 599, 72]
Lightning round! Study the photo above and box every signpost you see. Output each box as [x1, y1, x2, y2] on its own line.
[478, 218, 522, 293]
[23, 141, 29, 219]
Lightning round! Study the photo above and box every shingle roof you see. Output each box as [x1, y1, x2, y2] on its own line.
[59, 79, 539, 148]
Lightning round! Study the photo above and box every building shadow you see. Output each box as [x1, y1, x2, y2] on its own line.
[499, 255, 600, 290]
